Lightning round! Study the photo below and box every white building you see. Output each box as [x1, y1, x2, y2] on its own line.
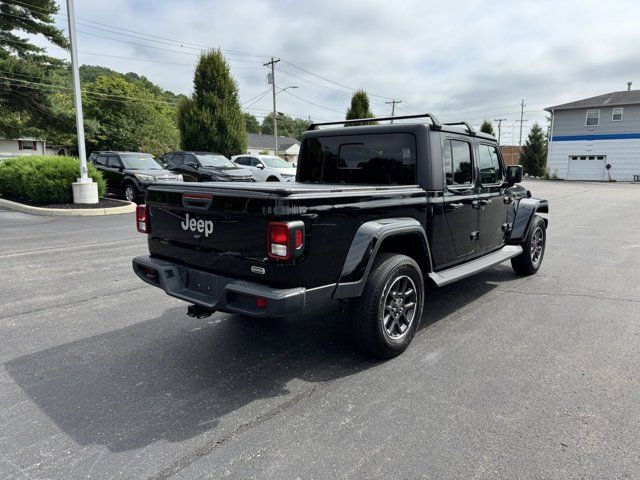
[0, 137, 46, 159]
[246, 133, 300, 162]
[546, 88, 640, 181]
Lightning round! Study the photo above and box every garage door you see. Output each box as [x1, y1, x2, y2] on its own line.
[567, 155, 606, 181]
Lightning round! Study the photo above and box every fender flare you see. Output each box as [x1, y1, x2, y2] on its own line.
[333, 217, 432, 299]
[509, 198, 549, 244]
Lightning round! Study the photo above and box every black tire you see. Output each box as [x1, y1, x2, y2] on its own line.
[511, 215, 546, 275]
[123, 183, 139, 203]
[350, 253, 424, 359]
[266, 176, 279, 182]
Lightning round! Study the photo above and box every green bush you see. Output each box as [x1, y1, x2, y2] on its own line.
[0, 156, 106, 204]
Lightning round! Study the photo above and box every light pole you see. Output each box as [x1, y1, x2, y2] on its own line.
[66, 0, 98, 204]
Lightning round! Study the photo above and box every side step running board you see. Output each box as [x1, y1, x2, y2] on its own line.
[428, 245, 523, 287]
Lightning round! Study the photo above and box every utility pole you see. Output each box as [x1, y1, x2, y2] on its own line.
[518, 99, 526, 148]
[66, 0, 97, 204]
[385, 100, 402, 123]
[493, 118, 507, 145]
[263, 57, 280, 155]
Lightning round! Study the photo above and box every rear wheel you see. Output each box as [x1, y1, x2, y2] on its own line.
[351, 253, 424, 358]
[511, 215, 546, 275]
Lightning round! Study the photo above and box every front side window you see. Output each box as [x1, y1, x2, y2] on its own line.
[478, 144, 503, 184]
[586, 109, 600, 126]
[107, 156, 121, 168]
[297, 133, 416, 185]
[612, 108, 623, 121]
[443, 139, 473, 186]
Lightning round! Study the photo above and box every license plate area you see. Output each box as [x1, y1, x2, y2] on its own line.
[187, 269, 219, 296]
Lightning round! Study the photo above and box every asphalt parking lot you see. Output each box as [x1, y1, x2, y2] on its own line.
[1, 180, 639, 479]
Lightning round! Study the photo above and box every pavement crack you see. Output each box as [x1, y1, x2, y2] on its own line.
[495, 288, 640, 303]
[147, 385, 318, 480]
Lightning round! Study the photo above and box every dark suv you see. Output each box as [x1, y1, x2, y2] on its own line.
[163, 151, 255, 182]
[89, 151, 182, 202]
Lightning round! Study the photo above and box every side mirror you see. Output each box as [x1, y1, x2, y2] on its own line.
[256, 163, 265, 169]
[187, 162, 198, 169]
[506, 165, 523, 186]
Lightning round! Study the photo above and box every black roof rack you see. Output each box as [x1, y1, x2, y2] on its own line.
[443, 121, 476, 135]
[307, 113, 443, 131]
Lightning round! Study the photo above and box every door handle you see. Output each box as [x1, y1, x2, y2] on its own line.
[472, 200, 489, 210]
[447, 202, 464, 211]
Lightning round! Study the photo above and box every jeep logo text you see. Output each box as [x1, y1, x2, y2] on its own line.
[181, 213, 213, 237]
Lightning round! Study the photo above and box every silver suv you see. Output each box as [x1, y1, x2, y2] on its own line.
[231, 154, 296, 182]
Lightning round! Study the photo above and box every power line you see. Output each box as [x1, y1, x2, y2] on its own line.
[283, 89, 344, 114]
[0, 76, 179, 105]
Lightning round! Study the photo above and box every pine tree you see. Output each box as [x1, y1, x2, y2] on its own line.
[345, 90, 376, 126]
[0, 0, 69, 136]
[480, 120, 495, 136]
[519, 122, 547, 176]
[177, 49, 247, 157]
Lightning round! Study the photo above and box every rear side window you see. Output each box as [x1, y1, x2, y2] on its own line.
[297, 133, 416, 185]
[443, 139, 473, 186]
[95, 155, 108, 166]
[478, 144, 503, 184]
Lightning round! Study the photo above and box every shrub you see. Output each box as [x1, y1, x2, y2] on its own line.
[0, 155, 106, 204]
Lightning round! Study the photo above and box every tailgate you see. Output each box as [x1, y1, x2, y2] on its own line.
[145, 184, 275, 278]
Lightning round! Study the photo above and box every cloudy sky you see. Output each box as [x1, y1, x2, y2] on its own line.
[37, 0, 640, 143]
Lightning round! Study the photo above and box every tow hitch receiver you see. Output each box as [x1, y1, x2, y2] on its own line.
[187, 304, 214, 319]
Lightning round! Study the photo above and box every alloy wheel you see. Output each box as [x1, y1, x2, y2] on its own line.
[382, 275, 417, 340]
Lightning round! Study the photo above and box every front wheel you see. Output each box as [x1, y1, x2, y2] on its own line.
[511, 215, 546, 275]
[124, 184, 139, 203]
[350, 253, 424, 359]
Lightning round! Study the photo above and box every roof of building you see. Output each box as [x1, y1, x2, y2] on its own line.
[545, 90, 640, 112]
[247, 133, 300, 151]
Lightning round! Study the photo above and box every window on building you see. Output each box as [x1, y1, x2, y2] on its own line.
[18, 140, 37, 150]
[612, 108, 623, 121]
[585, 109, 600, 126]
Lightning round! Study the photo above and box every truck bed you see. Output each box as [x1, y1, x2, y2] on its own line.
[144, 181, 427, 289]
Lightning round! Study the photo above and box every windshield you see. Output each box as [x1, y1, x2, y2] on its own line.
[119, 153, 163, 170]
[260, 156, 294, 169]
[196, 154, 236, 168]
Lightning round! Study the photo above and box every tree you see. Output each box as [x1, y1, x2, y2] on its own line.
[519, 122, 547, 176]
[83, 75, 179, 156]
[480, 120, 495, 136]
[345, 90, 376, 126]
[0, 0, 68, 135]
[260, 113, 308, 140]
[177, 49, 246, 157]
[244, 112, 261, 134]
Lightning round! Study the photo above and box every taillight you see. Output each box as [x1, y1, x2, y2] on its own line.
[267, 221, 304, 260]
[136, 204, 149, 233]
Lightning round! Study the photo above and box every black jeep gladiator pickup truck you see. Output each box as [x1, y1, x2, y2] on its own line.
[133, 113, 548, 358]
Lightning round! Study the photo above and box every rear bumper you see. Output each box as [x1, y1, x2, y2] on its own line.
[132, 255, 310, 317]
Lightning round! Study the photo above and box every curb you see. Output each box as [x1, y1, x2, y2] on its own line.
[0, 198, 136, 217]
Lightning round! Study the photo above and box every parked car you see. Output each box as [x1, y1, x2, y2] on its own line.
[163, 151, 255, 182]
[231, 154, 296, 182]
[89, 151, 182, 202]
[133, 113, 548, 359]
